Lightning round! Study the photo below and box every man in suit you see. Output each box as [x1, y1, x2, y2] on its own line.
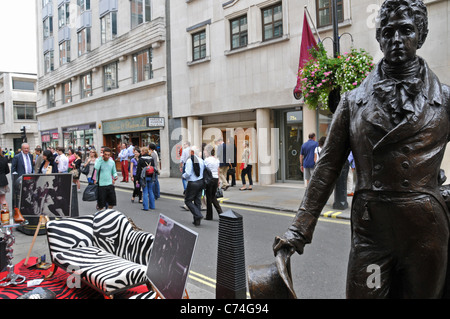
[11, 143, 34, 208]
[274, 0, 450, 298]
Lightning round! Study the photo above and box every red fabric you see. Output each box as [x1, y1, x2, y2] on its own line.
[294, 11, 318, 94]
[0, 258, 148, 299]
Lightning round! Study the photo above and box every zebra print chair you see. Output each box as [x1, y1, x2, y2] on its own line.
[46, 209, 156, 299]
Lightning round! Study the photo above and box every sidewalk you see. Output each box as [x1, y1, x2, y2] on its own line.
[99, 173, 352, 220]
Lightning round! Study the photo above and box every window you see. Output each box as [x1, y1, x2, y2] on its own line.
[58, 3, 70, 29]
[77, 28, 91, 56]
[104, 61, 118, 91]
[316, 0, 343, 28]
[44, 51, 54, 74]
[77, 0, 90, 14]
[42, 0, 51, 8]
[47, 88, 55, 108]
[59, 40, 71, 65]
[192, 30, 206, 61]
[14, 102, 37, 120]
[133, 48, 153, 83]
[262, 3, 283, 41]
[12, 80, 35, 91]
[230, 15, 248, 50]
[80, 72, 92, 98]
[131, 0, 151, 29]
[101, 12, 117, 44]
[43, 17, 53, 39]
[62, 81, 72, 104]
[0, 103, 4, 124]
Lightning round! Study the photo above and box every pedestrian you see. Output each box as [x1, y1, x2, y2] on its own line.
[347, 151, 355, 196]
[130, 147, 142, 203]
[216, 138, 229, 190]
[34, 146, 44, 173]
[38, 150, 58, 174]
[71, 151, 82, 192]
[226, 137, 237, 187]
[67, 148, 76, 171]
[300, 133, 318, 187]
[11, 143, 34, 177]
[82, 149, 98, 184]
[180, 141, 191, 191]
[136, 147, 156, 211]
[239, 140, 253, 190]
[94, 147, 118, 210]
[204, 145, 223, 220]
[149, 142, 160, 200]
[0, 147, 10, 207]
[182, 146, 205, 226]
[314, 136, 326, 164]
[55, 147, 69, 173]
[118, 143, 129, 182]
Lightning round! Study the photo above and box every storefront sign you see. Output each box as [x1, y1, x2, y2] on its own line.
[52, 133, 59, 139]
[103, 116, 160, 134]
[147, 117, 165, 128]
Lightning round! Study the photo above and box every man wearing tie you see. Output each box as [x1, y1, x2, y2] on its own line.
[11, 143, 34, 208]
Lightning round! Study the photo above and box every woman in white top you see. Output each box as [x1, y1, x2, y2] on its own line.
[203, 145, 223, 220]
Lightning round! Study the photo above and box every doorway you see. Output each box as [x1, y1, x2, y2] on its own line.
[277, 109, 303, 182]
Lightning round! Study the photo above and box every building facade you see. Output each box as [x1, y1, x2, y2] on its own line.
[0, 72, 39, 152]
[170, 0, 450, 185]
[35, 0, 175, 175]
[35, 0, 449, 184]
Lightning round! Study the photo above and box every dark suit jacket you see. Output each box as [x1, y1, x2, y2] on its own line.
[11, 152, 34, 177]
[0, 156, 10, 187]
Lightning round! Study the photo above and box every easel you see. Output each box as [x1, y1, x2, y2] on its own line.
[149, 282, 190, 299]
[24, 214, 49, 266]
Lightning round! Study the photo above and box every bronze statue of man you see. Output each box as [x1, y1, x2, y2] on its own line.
[274, 0, 450, 298]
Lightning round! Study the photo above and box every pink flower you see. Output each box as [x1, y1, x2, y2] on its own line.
[352, 82, 358, 86]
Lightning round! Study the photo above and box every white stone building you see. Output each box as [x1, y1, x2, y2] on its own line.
[35, 0, 176, 176]
[170, 0, 450, 185]
[35, 0, 449, 183]
[0, 72, 39, 153]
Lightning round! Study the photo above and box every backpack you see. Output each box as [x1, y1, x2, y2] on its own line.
[203, 166, 214, 187]
[145, 164, 154, 176]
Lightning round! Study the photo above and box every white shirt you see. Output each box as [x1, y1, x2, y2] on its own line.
[22, 152, 32, 174]
[204, 156, 219, 178]
[56, 153, 69, 173]
[180, 146, 191, 164]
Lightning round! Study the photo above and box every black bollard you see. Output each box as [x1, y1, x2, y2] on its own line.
[216, 209, 247, 299]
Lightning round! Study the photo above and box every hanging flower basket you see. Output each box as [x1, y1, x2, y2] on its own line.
[297, 43, 375, 110]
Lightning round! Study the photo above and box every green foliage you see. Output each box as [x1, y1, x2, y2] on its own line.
[297, 43, 374, 110]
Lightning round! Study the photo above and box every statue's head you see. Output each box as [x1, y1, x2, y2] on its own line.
[375, 0, 428, 65]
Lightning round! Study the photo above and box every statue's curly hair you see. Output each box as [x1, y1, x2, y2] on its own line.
[375, 0, 428, 49]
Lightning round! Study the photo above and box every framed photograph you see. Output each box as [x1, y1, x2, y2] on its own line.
[19, 174, 73, 217]
[146, 214, 198, 299]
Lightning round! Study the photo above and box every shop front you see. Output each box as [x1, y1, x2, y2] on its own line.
[40, 129, 59, 149]
[62, 123, 97, 160]
[275, 108, 333, 183]
[102, 115, 163, 172]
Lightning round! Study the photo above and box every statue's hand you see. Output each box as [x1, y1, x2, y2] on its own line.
[273, 230, 305, 258]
